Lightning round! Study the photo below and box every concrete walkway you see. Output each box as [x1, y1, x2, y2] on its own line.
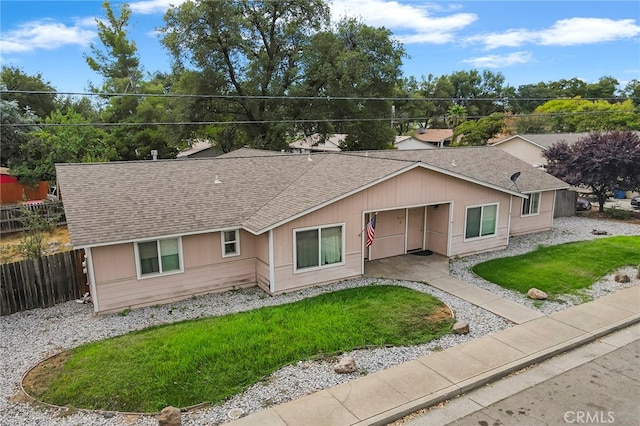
[226, 256, 639, 426]
[364, 253, 544, 324]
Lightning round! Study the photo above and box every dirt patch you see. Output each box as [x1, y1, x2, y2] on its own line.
[425, 304, 454, 323]
[22, 351, 72, 398]
[0, 226, 72, 264]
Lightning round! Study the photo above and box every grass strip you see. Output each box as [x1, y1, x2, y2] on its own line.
[26, 285, 453, 412]
[472, 236, 640, 295]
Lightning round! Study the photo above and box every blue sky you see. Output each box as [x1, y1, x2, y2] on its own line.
[1, 0, 639, 94]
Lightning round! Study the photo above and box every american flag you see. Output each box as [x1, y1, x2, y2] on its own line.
[366, 214, 377, 247]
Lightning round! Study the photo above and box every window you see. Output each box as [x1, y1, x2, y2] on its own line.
[295, 225, 344, 271]
[521, 192, 541, 216]
[136, 238, 182, 277]
[465, 204, 498, 239]
[222, 229, 240, 257]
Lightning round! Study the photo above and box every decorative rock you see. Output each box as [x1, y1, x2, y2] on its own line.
[591, 229, 608, 235]
[452, 321, 469, 334]
[614, 274, 630, 283]
[227, 408, 244, 420]
[158, 406, 181, 426]
[333, 356, 356, 374]
[527, 288, 548, 300]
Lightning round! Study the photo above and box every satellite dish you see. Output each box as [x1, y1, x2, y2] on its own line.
[510, 171, 521, 183]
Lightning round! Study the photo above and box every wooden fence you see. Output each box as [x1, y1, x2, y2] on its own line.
[0, 201, 66, 234]
[0, 249, 88, 316]
[0, 181, 48, 204]
[554, 189, 578, 218]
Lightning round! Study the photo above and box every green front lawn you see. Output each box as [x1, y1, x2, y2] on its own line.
[472, 236, 640, 295]
[25, 285, 453, 413]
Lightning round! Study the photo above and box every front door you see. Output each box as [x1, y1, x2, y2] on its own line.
[406, 207, 424, 252]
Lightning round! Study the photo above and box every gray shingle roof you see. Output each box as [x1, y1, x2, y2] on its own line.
[56, 147, 568, 247]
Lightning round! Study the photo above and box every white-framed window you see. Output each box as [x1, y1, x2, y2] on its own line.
[135, 237, 183, 278]
[521, 192, 541, 216]
[294, 224, 344, 272]
[465, 204, 498, 240]
[222, 229, 240, 257]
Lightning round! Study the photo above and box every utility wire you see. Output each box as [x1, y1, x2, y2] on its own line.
[0, 89, 632, 102]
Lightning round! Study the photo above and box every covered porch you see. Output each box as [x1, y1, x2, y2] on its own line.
[364, 252, 450, 282]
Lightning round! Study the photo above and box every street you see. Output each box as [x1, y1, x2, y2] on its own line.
[402, 326, 640, 426]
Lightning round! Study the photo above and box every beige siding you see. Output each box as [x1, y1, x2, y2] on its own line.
[92, 231, 265, 314]
[270, 167, 529, 293]
[96, 259, 257, 313]
[449, 192, 511, 256]
[496, 138, 546, 166]
[370, 209, 406, 260]
[510, 192, 555, 236]
[426, 204, 449, 255]
[92, 244, 137, 283]
[90, 166, 557, 308]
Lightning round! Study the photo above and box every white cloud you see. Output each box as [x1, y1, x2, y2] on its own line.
[331, 0, 477, 44]
[130, 0, 189, 15]
[462, 51, 532, 68]
[469, 17, 640, 50]
[539, 17, 640, 46]
[0, 19, 96, 54]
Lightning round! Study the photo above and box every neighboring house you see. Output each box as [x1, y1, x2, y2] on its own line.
[289, 133, 345, 153]
[177, 140, 222, 159]
[413, 128, 454, 148]
[490, 133, 593, 168]
[56, 147, 568, 314]
[290, 134, 434, 152]
[393, 135, 437, 150]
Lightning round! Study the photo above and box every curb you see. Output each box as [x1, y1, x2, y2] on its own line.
[357, 313, 640, 426]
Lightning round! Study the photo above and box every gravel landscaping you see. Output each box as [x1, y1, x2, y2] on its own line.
[0, 216, 638, 426]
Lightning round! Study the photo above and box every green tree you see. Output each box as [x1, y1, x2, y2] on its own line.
[0, 66, 57, 119]
[543, 131, 640, 212]
[16, 201, 62, 259]
[295, 18, 404, 150]
[452, 113, 504, 146]
[534, 98, 640, 132]
[11, 109, 116, 182]
[162, 0, 330, 151]
[0, 100, 40, 171]
[86, 1, 176, 160]
[446, 105, 467, 128]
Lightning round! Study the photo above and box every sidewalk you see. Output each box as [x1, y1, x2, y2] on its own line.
[226, 285, 640, 426]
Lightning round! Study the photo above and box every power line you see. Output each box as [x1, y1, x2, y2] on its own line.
[0, 89, 632, 103]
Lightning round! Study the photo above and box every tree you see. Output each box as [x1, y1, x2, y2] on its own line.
[85, 1, 142, 96]
[0, 66, 57, 119]
[11, 109, 116, 182]
[446, 105, 467, 128]
[295, 17, 405, 150]
[162, 0, 331, 151]
[534, 98, 640, 132]
[452, 113, 504, 146]
[86, 1, 176, 160]
[0, 100, 40, 172]
[543, 131, 640, 212]
[16, 201, 62, 259]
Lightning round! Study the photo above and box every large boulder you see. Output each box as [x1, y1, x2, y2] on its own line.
[452, 321, 469, 334]
[527, 288, 548, 300]
[158, 406, 181, 426]
[334, 357, 357, 374]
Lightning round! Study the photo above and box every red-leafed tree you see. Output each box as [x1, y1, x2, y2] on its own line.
[543, 131, 640, 212]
